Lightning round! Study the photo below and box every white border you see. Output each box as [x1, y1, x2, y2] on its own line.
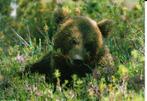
[145, 1, 147, 101]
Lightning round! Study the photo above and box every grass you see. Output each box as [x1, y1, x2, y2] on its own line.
[0, 0, 144, 100]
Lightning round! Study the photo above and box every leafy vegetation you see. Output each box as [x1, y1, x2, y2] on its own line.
[0, 0, 144, 100]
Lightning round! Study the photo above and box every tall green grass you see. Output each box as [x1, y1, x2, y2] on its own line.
[0, 0, 144, 100]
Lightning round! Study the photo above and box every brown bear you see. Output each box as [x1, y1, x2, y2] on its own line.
[21, 16, 114, 85]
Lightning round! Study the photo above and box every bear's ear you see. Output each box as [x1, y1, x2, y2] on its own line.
[97, 19, 113, 38]
[53, 0, 70, 25]
[52, 0, 68, 25]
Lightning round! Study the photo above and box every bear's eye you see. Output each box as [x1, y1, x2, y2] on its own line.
[71, 38, 79, 45]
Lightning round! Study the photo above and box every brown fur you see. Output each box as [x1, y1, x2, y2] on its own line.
[21, 16, 114, 86]
[54, 16, 104, 60]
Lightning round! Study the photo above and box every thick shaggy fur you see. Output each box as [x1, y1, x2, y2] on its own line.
[21, 16, 114, 85]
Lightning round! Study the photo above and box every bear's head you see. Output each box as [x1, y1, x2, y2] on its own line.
[53, 16, 113, 66]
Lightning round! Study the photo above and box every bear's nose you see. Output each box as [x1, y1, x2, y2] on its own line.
[73, 55, 83, 63]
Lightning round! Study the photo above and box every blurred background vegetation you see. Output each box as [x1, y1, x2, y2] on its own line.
[0, 0, 144, 100]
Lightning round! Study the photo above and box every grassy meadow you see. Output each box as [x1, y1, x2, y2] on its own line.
[0, 0, 144, 100]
